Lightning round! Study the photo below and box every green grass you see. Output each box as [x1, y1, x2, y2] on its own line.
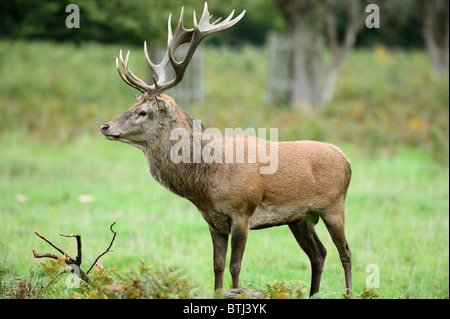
[0, 132, 448, 298]
[0, 40, 448, 298]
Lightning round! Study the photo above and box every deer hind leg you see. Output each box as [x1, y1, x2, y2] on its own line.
[289, 213, 327, 297]
[321, 202, 353, 298]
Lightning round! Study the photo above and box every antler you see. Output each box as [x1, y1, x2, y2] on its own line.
[116, 3, 246, 97]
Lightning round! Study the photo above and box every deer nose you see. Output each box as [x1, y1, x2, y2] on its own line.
[101, 124, 109, 133]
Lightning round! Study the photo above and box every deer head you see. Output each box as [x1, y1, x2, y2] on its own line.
[101, 3, 245, 152]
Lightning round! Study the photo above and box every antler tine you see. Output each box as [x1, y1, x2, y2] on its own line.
[115, 3, 245, 97]
[147, 8, 194, 89]
[212, 16, 223, 25]
[118, 50, 153, 93]
[195, 2, 245, 34]
[193, 3, 206, 29]
[217, 9, 246, 30]
[144, 41, 167, 85]
[222, 10, 237, 24]
[121, 50, 143, 84]
[163, 3, 245, 91]
[116, 51, 146, 94]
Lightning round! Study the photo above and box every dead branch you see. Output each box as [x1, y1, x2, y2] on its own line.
[33, 231, 75, 263]
[58, 232, 82, 265]
[32, 222, 117, 285]
[86, 222, 117, 275]
[32, 250, 60, 260]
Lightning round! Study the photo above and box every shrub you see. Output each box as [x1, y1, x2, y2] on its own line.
[262, 280, 308, 299]
[77, 263, 200, 299]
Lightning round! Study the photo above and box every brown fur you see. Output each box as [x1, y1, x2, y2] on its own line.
[102, 94, 353, 297]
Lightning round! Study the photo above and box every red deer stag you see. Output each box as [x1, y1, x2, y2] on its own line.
[101, 3, 353, 298]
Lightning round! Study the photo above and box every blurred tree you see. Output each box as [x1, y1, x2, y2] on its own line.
[0, 0, 65, 40]
[1, 0, 159, 44]
[0, 0, 282, 46]
[205, 0, 285, 46]
[356, 0, 423, 48]
[1, 0, 440, 51]
[357, 0, 449, 77]
[420, 0, 449, 78]
[274, 0, 365, 110]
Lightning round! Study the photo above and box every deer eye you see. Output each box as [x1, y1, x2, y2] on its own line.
[138, 111, 147, 117]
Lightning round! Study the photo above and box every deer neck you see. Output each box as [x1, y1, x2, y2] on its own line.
[144, 110, 216, 202]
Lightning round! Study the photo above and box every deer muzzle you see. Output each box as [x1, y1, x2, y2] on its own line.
[101, 123, 121, 140]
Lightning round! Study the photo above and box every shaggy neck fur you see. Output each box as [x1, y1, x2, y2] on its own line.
[145, 104, 218, 204]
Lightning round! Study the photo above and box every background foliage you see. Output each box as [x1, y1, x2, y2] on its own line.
[0, 0, 448, 299]
[0, 41, 447, 161]
[0, 0, 434, 48]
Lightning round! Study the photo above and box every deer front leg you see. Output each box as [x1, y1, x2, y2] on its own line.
[229, 217, 249, 289]
[209, 227, 229, 291]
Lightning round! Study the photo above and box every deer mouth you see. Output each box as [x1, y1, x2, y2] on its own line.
[104, 133, 121, 140]
[101, 124, 121, 140]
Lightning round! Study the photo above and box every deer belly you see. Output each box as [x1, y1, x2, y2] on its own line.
[249, 202, 309, 230]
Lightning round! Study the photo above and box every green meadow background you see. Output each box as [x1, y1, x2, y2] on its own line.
[0, 37, 448, 298]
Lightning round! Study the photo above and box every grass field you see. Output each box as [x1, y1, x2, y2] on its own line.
[0, 40, 448, 298]
[0, 132, 448, 298]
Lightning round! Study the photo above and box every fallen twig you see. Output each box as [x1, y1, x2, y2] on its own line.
[32, 222, 117, 285]
[87, 222, 117, 275]
[58, 232, 82, 265]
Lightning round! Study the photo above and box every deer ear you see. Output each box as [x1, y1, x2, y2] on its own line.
[134, 94, 142, 102]
[154, 97, 167, 112]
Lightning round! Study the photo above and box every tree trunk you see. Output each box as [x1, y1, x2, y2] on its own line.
[321, 1, 362, 106]
[321, 64, 340, 106]
[275, 0, 363, 111]
[290, 20, 313, 110]
[423, 0, 449, 78]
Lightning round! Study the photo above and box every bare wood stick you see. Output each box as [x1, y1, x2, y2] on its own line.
[33, 231, 76, 264]
[32, 231, 90, 284]
[58, 232, 82, 265]
[86, 222, 117, 274]
[32, 223, 116, 284]
[34, 231, 67, 256]
[32, 250, 59, 260]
